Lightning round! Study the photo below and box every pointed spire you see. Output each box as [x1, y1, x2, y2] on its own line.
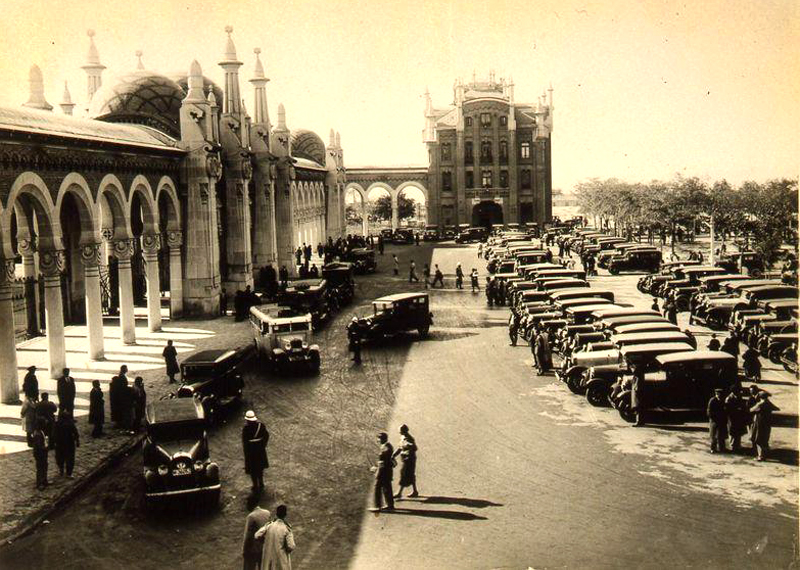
[335, 131, 341, 149]
[548, 82, 554, 108]
[184, 59, 206, 103]
[250, 48, 271, 126]
[82, 30, 106, 106]
[135, 50, 144, 70]
[60, 81, 75, 115]
[207, 88, 217, 107]
[222, 25, 239, 62]
[23, 65, 53, 111]
[276, 103, 287, 130]
[84, 29, 102, 66]
[329, 128, 335, 147]
[253, 47, 265, 78]
[219, 25, 243, 115]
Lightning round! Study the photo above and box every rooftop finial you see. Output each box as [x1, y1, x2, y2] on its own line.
[277, 103, 286, 129]
[60, 81, 75, 115]
[84, 29, 102, 67]
[222, 25, 238, 61]
[253, 47, 265, 78]
[329, 128, 335, 146]
[185, 59, 205, 102]
[135, 50, 144, 70]
[23, 65, 53, 111]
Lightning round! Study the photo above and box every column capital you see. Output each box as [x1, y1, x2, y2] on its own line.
[166, 230, 183, 249]
[39, 249, 66, 278]
[17, 236, 37, 257]
[110, 238, 135, 261]
[141, 233, 162, 256]
[80, 242, 103, 268]
[0, 257, 16, 286]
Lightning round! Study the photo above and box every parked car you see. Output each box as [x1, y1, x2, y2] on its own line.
[608, 330, 691, 348]
[392, 228, 415, 244]
[715, 251, 764, 275]
[349, 292, 433, 342]
[176, 348, 248, 421]
[780, 344, 798, 375]
[456, 227, 488, 243]
[607, 249, 663, 275]
[322, 262, 356, 306]
[143, 398, 221, 506]
[423, 226, 440, 241]
[342, 248, 376, 274]
[280, 279, 330, 330]
[250, 305, 321, 373]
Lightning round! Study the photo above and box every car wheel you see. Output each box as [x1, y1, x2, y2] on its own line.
[585, 384, 609, 407]
[617, 400, 636, 423]
[608, 266, 620, 275]
[418, 326, 429, 339]
[768, 346, 783, 364]
[566, 371, 585, 394]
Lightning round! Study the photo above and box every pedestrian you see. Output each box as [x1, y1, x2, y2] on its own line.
[89, 380, 104, 437]
[650, 298, 659, 313]
[242, 497, 271, 570]
[725, 386, 747, 453]
[163, 340, 180, 383]
[664, 301, 677, 325]
[220, 288, 228, 316]
[415, 233, 420, 246]
[409, 260, 419, 283]
[392, 255, 399, 276]
[131, 377, 147, 432]
[279, 265, 289, 290]
[422, 263, 430, 288]
[432, 265, 444, 288]
[743, 346, 762, 381]
[486, 277, 495, 306]
[749, 392, 779, 461]
[309, 264, 319, 278]
[721, 333, 740, 366]
[36, 392, 57, 449]
[21, 395, 37, 446]
[378, 235, 384, 255]
[23, 365, 39, 401]
[508, 313, 520, 347]
[57, 367, 76, 414]
[392, 424, 419, 499]
[477, 243, 483, 258]
[369, 432, 395, 512]
[707, 333, 721, 351]
[470, 269, 479, 292]
[255, 505, 295, 569]
[455, 263, 464, 289]
[348, 318, 363, 365]
[295, 247, 302, 266]
[534, 328, 552, 375]
[631, 367, 646, 427]
[54, 409, 79, 477]
[32, 418, 48, 490]
[707, 388, 728, 453]
[242, 410, 269, 492]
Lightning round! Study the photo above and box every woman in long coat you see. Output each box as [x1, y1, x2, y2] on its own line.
[162, 340, 180, 383]
[88, 380, 104, 437]
[750, 392, 779, 461]
[392, 424, 419, 498]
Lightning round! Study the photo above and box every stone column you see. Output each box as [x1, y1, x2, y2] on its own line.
[142, 233, 162, 332]
[166, 230, 183, 319]
[18, 238, 39, 336]
[362, 200, 368, 236]
[111, 239, 136, 344]
[39, 249, 67, 379]
[81, 242, 105, 360]
[0, 259, 19, 403]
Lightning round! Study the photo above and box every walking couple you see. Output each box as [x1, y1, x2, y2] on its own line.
[370, 425, 419, 513]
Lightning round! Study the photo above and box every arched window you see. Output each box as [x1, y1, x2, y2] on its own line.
[499, 140, 508, 161]
[480, 141, 492, 162]
[500, 115, 508, 127]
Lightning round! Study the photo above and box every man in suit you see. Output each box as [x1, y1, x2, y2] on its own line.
[242, 410, 269, 492]
[369, 432, 395, 512]
[241, 496, 271, 570]
[56, 368, 76, 414]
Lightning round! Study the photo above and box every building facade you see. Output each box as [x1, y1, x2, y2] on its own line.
[0, 28, 346, 403]
[424, 73, 553, 229]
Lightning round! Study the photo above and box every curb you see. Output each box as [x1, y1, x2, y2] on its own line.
[0, 433, 144, 547]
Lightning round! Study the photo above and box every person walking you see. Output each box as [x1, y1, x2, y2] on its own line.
[23, 365, 39, 401]
[409, 260, 419, 283]
[369, 432, 395, 512]
[485, 277, 495, 306]
[422, 263, 430, 288]
[53, 409, 79, 477]
[707, 333, 721, 351]
[32, 418, 49, 490]
[455, 263, 464, 289]
[392, 255, 399, 276]
[432, 265, 444, 288]
[36, 393, 57, 449]
[57, 368, 76, 414]
[21, 395, 37, 447]
[163, 340, 180, 384]
[725, 386, 747, 453]
[750, 392, 779, 461]
[650, 298, 659, 313]
[378, 235, 384, 255]
[534, 328, 552, 375]
[348, 318, 363, 365]
[742, 346, 762, 381]
[242, 411, 269, 492]
[707, 388, 728, 453]
[294, 247, 302, 267]
[470, 269, 479, 292]
[89, 380, 105, 437]
[242, 498, 271, 570]
[255, 505, 295, 570]
[508, 313, 520, 347]
[131, 377, 147, 432]
[721, 333, 740, 366]
[392, 424, 419, 499]
[415, 233, 420, 246]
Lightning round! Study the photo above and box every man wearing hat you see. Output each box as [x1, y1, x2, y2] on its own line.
[369, 432, 395, 512]
[23, 365, 39, 401]
[707, 388, 728, 453]
[242, 411, 270, 492]
[348, 317, 363, 365]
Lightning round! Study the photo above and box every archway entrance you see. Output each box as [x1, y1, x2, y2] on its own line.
[345, 187, 367, 236]
[397, 185, 427, 230]
[472, 201, 503, 230]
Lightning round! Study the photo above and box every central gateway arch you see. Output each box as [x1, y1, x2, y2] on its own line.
[345, 166, 430, 232]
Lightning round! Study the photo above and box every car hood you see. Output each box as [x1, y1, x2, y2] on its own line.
[154, 439, 202, 460]
[573, 349, 620, 366]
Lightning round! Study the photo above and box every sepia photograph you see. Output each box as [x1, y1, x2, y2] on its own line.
[0, 0, 797, 568]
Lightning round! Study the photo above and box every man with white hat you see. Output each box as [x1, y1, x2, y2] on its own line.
[241, 410, 269, 492]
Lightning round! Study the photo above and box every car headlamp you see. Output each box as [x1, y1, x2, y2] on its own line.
[157, 464, 169, 476]
[194, 460, 205, 472]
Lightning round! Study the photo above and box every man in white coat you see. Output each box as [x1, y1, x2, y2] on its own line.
[256, 504, 295, 569]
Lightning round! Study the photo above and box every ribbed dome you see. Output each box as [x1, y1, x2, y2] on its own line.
[89, 70, 186, 138]
[290, 129, 326, 166]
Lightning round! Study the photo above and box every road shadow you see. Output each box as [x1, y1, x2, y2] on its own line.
[414, 495, 503, 508]
[383, 507, 487, 521]
[772, 413, 798, 428]
[651, 424, 709, 433]
[427, 331, 480, 342]
[752, 378, 797, 387]
[769, 448, 799, 466]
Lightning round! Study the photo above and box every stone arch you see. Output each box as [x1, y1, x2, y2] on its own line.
[365, 182, 394, 200]
[128, 174, 159, 234]
[393, 180, 429, 203]
[55, 173, 98, 243]
[155, 175, 181, 231]
[345, 182, 367, 204]
[97, 174, 130, 239]
[2, 172, 61, 257]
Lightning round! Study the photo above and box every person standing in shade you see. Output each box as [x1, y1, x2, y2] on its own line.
[378, 235, 384, 255]
[470, 269, 479, 292]
[369, 432, 395, 512]
[392, 255, 399, 276]
[131, 377, 147, 432]
[163, 340, 180, 383]
[220, 288, 228, 316]
[631, 366, 646, 427]
[721, 332, 740, 366]
[534, 328, 552, 375]
[36, 393, 57, 449]
[88, 380, 104, 437]
[650, 298, 659, 313]
[53, 409, 79, 477]
[255, 504, 295, 570]
[32, 418, 49, 490]
[279, 266, 289, 291]
[57, 368, 76, 414]
[750, 392, 779, 461]
[664, 301, 677, 325]
[707, 388, 728, 453]
[242, 497, 271, 570]
[242, 411, 269, 492]
[348, 318, 363, 365]
[21, 396, 37, 447]
[23, 365, 39, 401]
[393, 424, 419, 499]
[508, 312, 521, 347]
[409, 260, 419, 283]
[725, 385, 747, 453]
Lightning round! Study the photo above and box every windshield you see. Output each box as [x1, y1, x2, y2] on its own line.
[273, 322, 310, 333]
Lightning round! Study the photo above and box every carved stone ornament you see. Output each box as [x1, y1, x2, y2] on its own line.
[39, 249, 66, 278]
[206, 154, 223, 181]
[141, 233, 162, 255]
[111, 239, 135, 261]
[0, 258, 16, 285]
[80, 242, 103, 268]
[16, 237, 36, 257]
[288, 166, 296, 181]
[241, 159, 253, 180]
[101, 228, 114, 242]
[269, 163, 277, 178]
[166, 230, 183, 249]
[200, 183, 209, 205]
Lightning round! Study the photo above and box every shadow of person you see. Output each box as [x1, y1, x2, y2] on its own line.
[416, 495, 503, 509]
[771, 413, 798, 428]
[386, 508, 487, 521]
[767, 448, 799, 466]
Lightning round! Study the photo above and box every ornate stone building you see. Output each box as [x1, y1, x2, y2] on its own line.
[0, 28, 346, 403]
[424, 73, 553, 228]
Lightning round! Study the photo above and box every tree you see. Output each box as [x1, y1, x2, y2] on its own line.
[370, 194, 417, 221]
[345, 204, 362, 224]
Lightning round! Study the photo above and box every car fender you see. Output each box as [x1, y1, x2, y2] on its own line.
[564, 365, 586, 378]
[585, 376, 616, 390]
[309, 344, 320, 352]
[272, 348, 285, 357]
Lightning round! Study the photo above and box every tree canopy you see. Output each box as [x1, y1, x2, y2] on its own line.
[370, 194, 417, 221]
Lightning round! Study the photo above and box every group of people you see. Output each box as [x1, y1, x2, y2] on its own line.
[370, 425, 420, 513]
[707, 386, 779, 460]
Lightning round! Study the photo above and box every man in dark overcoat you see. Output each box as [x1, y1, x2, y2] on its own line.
[56, 368, 76, 414]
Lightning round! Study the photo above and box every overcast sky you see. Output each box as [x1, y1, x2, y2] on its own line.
[1, 0, 797, 191]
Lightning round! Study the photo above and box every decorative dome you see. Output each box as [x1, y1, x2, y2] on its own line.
[89, 70, 186, 138]
[290, 129, 326, 166]
[167, 72, 224, 108]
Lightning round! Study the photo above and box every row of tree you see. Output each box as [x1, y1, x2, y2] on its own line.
[573, 176, 798, 265]
[346, 194, 418, 224]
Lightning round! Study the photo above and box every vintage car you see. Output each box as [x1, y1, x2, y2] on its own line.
[350, 292, 433, 342]
[780, 344, 798, 375]
[657, 266, 729, 300]
[598, 244, 655, 268]
[715, 251, 765, 275]
[442, 226, 457, 240]
[250, 305, 321, 373]
[536, 269, 587, 281]
[456, 226, 488, 243]
[143, 398, 221, 505]
[542, 278, 590, 292]
[612, 351, 738, 422]
[558, 347, 621, 393]
[696, 273, 753, 294]
[422, 225, 440, 241]
[551, 289, 615, 304]
[607, 249, 662, 275]
[589, 307, 661, 323]
[741, 284, 798, 308]
[582, 342, 694, 407]
[612, 322, 681, 335]
[392, 228, 415, 245]
[636, 260, 702, 294]
[554, 297, 615, 312]
[760, 333, 798, 364]
[280, 279, 330, 330]
[608, 330, 691, 348]
[595, 314, 670, 332]
[343, 248, 376, 274]
[691, 297, 745, 329]
[176, 348, 248, 421]
[322, 262, 355, 307]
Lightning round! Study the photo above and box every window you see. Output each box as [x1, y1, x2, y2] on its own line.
[465, 116, 473, 127]
[481, 170, 492, 188]
[465, 141, 473, 162]
[480, 113, 492, 127]
[466, 170, 474, 188]
[500, 170, 509, 188]
[500, 116, 508, 127]
[480, 141, 492, 162]
[499, 140, 508, 161]
[441, 143, 451, 161]
[521, 169, 531, 189]
[520, 141, 531, 159]
[442, 171, 452, 191]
